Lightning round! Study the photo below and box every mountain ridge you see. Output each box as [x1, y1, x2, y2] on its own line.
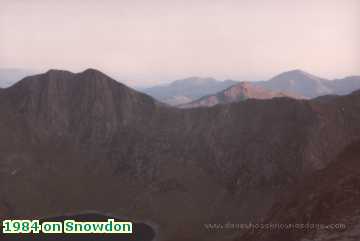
[143, 77, 238, 105]
[0, 68, 157, 146]
[179, 81, 302, 108]
[255, 69, 360, 98]
[1, 68, 360, 241]
[179, 70, 360, 108]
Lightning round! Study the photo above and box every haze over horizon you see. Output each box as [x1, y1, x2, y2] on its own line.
[1, 0, 359, 86]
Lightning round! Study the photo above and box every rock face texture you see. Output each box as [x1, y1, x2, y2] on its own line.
[179, 82, 300, 108]
[236, 140, 360, 241]
[1, 69, 360, 241]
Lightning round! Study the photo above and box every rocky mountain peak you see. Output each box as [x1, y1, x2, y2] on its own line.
[1, 69, 156, 145]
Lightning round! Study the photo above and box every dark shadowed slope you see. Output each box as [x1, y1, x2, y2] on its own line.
[0, 68, 157, 146]
[1, 69, 360, 241]
[236, 139, 360, 241]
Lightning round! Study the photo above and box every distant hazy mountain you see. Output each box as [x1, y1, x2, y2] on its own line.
[330, 76, 360, 95]
[144, 70, 360, 107]
[143, 77, 238, 105]
[255, 69, 360, 98]
[0, 68, 35, 88]
[179, 82, 300, 108]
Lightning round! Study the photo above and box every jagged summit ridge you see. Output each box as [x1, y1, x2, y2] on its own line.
[9, 68, 119, 90]
[0, 68, 156, 144]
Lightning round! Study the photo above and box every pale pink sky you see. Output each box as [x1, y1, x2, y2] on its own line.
[1, 0, 359, 86]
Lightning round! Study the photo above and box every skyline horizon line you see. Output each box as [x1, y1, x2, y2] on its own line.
[1, 66, 360, 89]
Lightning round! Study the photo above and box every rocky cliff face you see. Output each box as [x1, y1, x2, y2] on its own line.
[0, 69, 156, 145]
[236, 140, 360, 241]
[1, 69, 360, 241]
